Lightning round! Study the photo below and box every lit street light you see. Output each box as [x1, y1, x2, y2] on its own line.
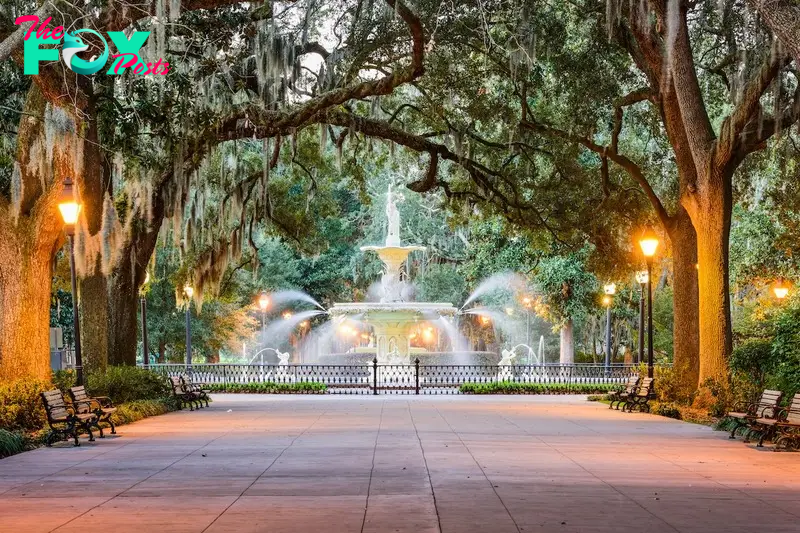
[58, 177, 84, 385]
[258, 291, 270, 347]
[140, 271, 150, 367]
[603, 283, 616, 372]
[773, 278, 790, 300]
[635, 270, 649, 365]
[522, 296, 533, 363]
[638, 227, 659, 378]
[184, 284, 194, 369]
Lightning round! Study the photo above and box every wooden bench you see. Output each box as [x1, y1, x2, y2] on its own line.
[41, 390, 97, 447]
[725, 389, 783, 440]
[752, 393, 800, 449]
[170, 376, 202, 410]
[622, 377, 655, 412]
[181, 376, 210, 408]
[609, 375, 640, 410]
[68, 385, 117, 438]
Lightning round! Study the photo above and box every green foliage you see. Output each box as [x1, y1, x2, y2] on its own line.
[459, 382, 616, 394]
[651, 402, 682, 420]
[110, 399, 173, 426]
[769, 302, 800, 399]
[0, 429, 27, 458]
[730, 339, 775, 386]
[0, 379, 48, 432]
[416, 264, 467, 304]
[652, 286, 675, 360]
[52, 370, 77, 394]
[533, 248, 598, 326]
[206, 382, 327, 394]
[86, 367, 171, 404]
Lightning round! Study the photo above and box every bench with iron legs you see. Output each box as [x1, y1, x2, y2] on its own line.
[170, 376, 202, 410]
[752, 393, 800, 449]
[181, 376, 210, 408]
[609, 375, 640, 410]
[725, 389, 783, 440]
[41, 390, 97, 447]
[68, 385, 118, 438]
[622, 377, 655, 412]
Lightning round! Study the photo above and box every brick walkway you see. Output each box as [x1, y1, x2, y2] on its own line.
[1, 395, 799, 532]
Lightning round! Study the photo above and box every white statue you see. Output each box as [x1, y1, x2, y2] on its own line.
[276, 350, 291, 366]
[385, 184, 403, 246]
[497, 348, 518, 381]
[498, 348, 518, 367]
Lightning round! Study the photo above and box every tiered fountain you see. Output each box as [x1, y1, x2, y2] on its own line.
[328, 186, 458, 364]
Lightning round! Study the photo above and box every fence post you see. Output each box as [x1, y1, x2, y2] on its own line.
[415, 358, 420, 395]
[223, 365, 227, 386]
[373, 358, 378, 395]
[568, 365, 573, 394]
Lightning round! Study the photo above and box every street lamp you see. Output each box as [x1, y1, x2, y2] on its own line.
[258, 291, 270, 347]
[140, 271, 150, 367]
[58, 178, 84, 385]
[773, 278, 790, 300]
[522, 296, 533, 363]
[639, 227, 659, 378]
[184, 284, 193, 368]
[603, 283, 616, 372]
[635, 270, 649, 364]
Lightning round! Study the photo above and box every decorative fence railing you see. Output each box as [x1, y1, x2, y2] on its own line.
[142, 362, 651, 395]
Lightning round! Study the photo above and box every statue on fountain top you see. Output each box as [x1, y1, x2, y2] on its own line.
[385, 184, 404, 247]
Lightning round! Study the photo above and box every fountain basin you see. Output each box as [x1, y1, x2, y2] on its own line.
[329, 302, 458, 364]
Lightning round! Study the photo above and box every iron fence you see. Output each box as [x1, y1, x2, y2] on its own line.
[143, 362, 650, 395]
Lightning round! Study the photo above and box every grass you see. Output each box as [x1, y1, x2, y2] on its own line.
[459, 382, 618, 395]
[0, 429, 27, 459]
[206, 382, 327, 394]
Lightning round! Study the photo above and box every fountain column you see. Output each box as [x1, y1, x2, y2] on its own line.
[372, 320, 412, 365]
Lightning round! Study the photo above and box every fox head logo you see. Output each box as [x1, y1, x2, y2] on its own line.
[61, 30, 109, 75]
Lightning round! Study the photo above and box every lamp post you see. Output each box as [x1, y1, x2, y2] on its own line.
[258, 291, 270, 348]
[184, 284, 193, 369]
[603, 283, 616, 372]
[635, 270, 649, 364]
[638, 227, 659, 378]
[140, 271, 150, 367]
[523, 296, 533, 364]
[58, 178, 83, 385]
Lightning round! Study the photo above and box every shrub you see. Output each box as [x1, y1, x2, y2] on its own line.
[651, 402, 682, 420]
[0, 429, 26, 458]
[86, 366, 171, 403]
[110, 399, 172, 426]
[52, 369, 76, 393]
[206, 382, 327, 394]
[587, 394, 610, 402]
[0, 378, 48, 432]
[459, 382, 617, 395]
[730, 339, 775, 384]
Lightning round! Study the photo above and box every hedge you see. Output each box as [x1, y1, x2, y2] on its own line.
[459, 382, 618, 395]
[206, 382, 327, 394]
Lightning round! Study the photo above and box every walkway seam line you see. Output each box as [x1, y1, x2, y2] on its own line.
[407, 400, 443, 533]
[360, 399, 385, 533]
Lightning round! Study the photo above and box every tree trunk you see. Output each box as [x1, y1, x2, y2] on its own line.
[0, 84, 80, 381]
[667, 206, 700, 396]
[0, 220, 58, 381]
[107, 261, 139, 366]
[559, 319, 574, 364]
[691, 176, 733, 386]
[76, 93, 110, 373]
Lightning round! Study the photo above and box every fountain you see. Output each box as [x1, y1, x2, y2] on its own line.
[328, 185, 458, 364]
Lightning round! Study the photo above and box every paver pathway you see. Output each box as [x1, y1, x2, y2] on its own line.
[1, 395, 799, 532]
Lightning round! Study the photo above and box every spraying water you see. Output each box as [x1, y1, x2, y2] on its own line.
[461, 272, 528, 309]
[268, 290, 325, 310]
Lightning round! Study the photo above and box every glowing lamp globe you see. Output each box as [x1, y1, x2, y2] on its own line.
[603, 283, 616, 296]
[58, 177, 81, 228]
[773, 279, 790, 300]
[258, 292, 270, 312]
[635, 270, 649, 285]
[184, 285, 194, 299]
[602, 295, 611, 306]
[638, 227, 659, 258]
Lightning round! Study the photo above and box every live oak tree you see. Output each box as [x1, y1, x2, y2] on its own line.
[0, 0, 426, 380]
